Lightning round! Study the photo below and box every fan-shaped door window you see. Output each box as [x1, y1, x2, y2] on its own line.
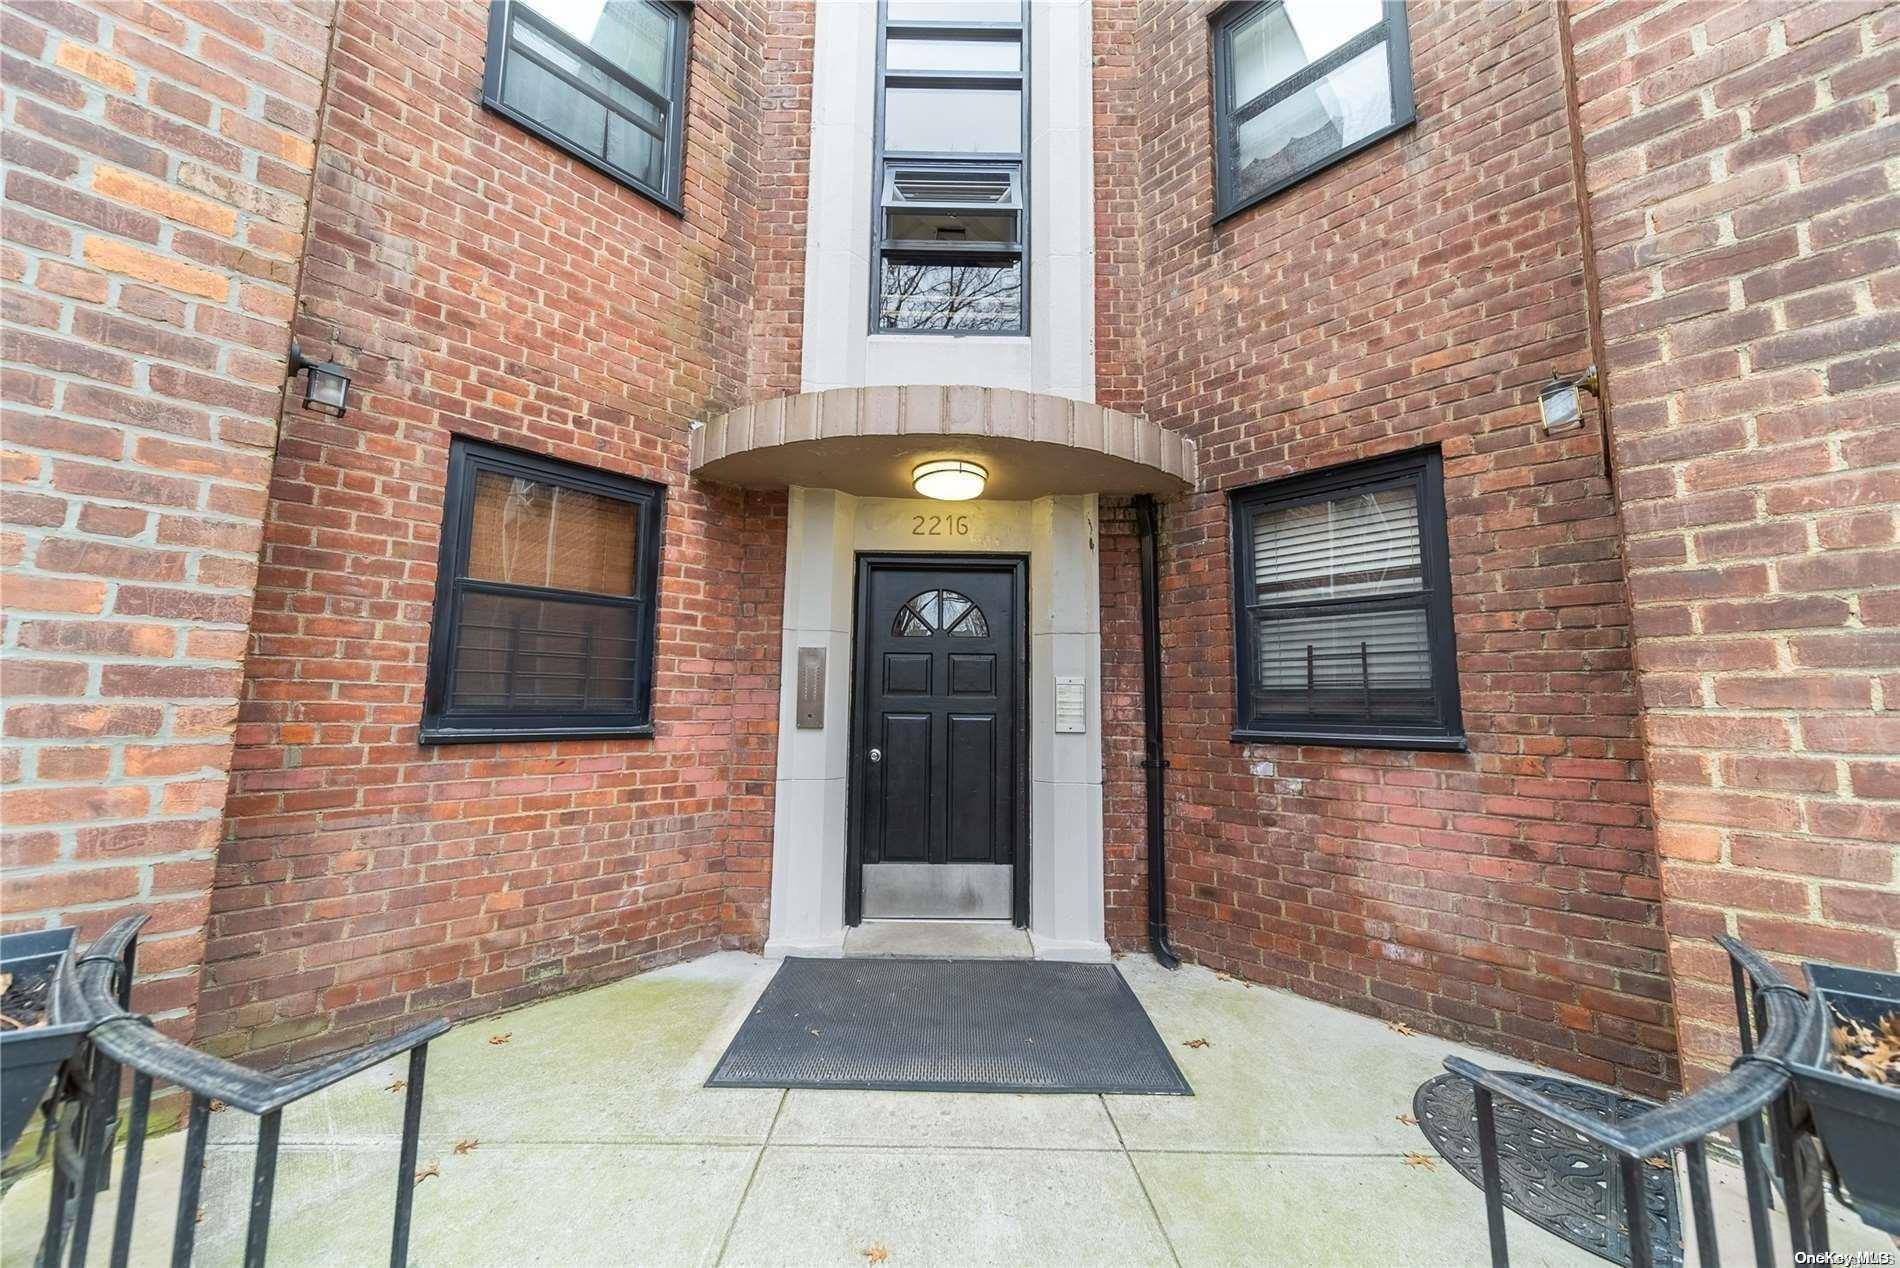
[893, 588, 989, 638]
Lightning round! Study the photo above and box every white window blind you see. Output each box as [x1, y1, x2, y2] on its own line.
[1251, 487, 1422, 604]
[1255, 608, 1435, 719]
[1233, 452, 1459, 743]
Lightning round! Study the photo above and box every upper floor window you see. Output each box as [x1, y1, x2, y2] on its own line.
[1211, 0, 1414, 220]
[873, 0, 1027, 334]
[423, 439, 664, 743]
[1229, 448, 1462, 750]
[483, 0, 690, 211]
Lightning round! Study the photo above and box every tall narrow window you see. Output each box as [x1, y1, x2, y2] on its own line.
[874, 0, 1028, 333]
[483, 0, 690, 210]
[1230, 449, 1461, 749]
[423, 439, 664, 743]
[1211, 0, 1414, 220]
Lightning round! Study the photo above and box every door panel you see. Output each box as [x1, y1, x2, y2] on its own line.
[946, 714, 996, 862]
[879, 713, 932, 862]
[949, 654, 995, 695]
[884, 653, 931, 694]
[852, 558, 1024, 923]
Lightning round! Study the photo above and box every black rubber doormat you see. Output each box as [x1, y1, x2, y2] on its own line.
[1413, 1071, 1681, 1267]
[707, 957, 1191, 1095]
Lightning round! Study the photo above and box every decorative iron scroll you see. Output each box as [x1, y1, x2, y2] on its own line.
[1414, 1071, 1682, 1267]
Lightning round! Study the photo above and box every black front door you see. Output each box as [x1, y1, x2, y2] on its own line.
[849, 556, 1026, 924]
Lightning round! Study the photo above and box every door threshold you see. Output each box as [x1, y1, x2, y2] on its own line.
[858, 917, 1014, 925]
[843, 920, 1033, 960]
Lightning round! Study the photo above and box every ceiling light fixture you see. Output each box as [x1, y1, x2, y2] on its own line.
[912, 459, 988, 501]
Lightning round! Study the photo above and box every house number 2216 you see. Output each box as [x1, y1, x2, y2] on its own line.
[912, 514, 971, 537]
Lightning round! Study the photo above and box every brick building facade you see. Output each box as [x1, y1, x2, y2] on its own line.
[1102, 0, 1677, 1094]
[3, 0, 1894, 1095]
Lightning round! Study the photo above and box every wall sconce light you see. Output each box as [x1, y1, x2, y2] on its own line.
[912, 459, 987, 501]
[287, 338, 352, 417]
[1538, 364, 1599, 433]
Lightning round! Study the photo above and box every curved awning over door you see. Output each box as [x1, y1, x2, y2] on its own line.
[689, 386, 1194, 500]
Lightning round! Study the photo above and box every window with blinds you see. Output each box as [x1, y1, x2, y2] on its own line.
[422, 439, 664, 743]
[1230, 448, 1462, 748]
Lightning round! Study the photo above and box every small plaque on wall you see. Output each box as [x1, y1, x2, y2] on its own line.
[796, 647, 825, 728]
[1055, 675, 1085, 733]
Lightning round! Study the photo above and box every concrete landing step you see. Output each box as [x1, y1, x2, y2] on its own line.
[843, 920, 1032, 959]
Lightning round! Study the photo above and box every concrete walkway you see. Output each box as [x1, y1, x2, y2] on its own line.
[2, 953, 1888, 1266]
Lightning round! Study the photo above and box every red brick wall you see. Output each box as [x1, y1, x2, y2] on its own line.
[1099, 496, 1147, 950]
[721, 486, 784, 947]
[1092, 0, 1144, 419]
[748, 0, 811, 401]
[1567, 0, 1900, 1085]
[1121, 2, 1677, 1092]
[714, 0, 808, 935]
[1093, 0, 1151, 946]
[199, 0, 781, 1065]
[1, 0, 333, 1033]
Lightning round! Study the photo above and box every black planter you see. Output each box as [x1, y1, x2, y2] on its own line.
[0, 927, 87, 1159]
[1793, 962, 1900, 1235]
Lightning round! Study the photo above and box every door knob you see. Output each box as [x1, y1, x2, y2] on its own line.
[868, 748, 882, 764]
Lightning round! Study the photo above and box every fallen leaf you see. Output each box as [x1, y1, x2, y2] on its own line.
[488, 1033, 512, 1046]
[1181, 1037, 1210, 1049]
[196, 1206, 205, 1225]
[863, 1245, 889, 1264]
[1645, 1156, 1670, 1170]
[809, 1027, 822, 1036]
[1386, 1021, 1415, 1037]
[414, 1162, 441, 1185]
[1830, 1008, 1900, 1087]
[1403, 1152, 1436, 1170]
[208, 1099, 226, 1113]
[1395, 1113, 1418, 1127]
[453, 1139, 480, 1156]
[385, 1078, 406, 1093]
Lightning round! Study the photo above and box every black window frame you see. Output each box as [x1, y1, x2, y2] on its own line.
[1210, 0, 1415, 223]
[870, 0, 1030, 336]
[422, 438, 665, 745]
[1229, 447, 1463, 751]
[481, 0, 692, 214]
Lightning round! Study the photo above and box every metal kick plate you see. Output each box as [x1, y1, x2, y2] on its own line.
[862, 863, 1012, 919]
[796, 646, 825, 728]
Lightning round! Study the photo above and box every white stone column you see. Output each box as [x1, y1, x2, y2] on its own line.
[798, 1, 876, 393]
[1028, 494, 1109, 959]
[765, 486, 858, 955]
[1029, 0, 1096, 402]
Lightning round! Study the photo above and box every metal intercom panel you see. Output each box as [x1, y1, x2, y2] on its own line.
[796, 646, 826, 728]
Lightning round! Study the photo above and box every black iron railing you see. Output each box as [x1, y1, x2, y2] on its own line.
[28, 916, 448, 1268]
[1443, 935, 1831, 1268]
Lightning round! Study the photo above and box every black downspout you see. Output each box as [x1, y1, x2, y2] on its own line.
[1135, 495, 1180, 969]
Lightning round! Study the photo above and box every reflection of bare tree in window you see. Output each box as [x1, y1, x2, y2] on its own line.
[881, 259, 1021, 332]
